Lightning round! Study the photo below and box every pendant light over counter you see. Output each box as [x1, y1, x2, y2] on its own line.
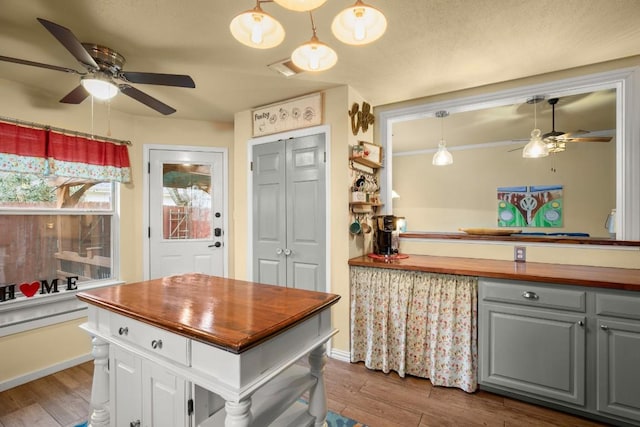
[230, 0, 387, 72]
[432, 110, 453, 166]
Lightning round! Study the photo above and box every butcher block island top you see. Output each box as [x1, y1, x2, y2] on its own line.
[77, 273, 340, 353]
[349, 254, 640, 291]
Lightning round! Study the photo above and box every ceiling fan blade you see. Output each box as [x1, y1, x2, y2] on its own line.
[60, 85, 90, 104]
[37, 18, 98, 70]
[0, 54, 84, 74]
[120, 71, 195, 88]
[119, 84, 176, 115]
[563, 137, 613, 143]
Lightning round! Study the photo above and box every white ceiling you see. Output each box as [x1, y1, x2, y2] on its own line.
[1, 0, 639, 122]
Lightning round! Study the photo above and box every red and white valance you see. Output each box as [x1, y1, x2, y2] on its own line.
[0, 121, 131, 183]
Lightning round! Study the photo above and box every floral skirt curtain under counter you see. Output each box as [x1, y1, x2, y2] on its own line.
[350, 266, 478, 392]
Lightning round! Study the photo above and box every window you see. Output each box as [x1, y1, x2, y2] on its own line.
[0, 172, 117, 303]
[0, 120, 129, 333]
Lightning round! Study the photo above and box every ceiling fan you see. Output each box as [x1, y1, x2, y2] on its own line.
[0, 18, 195, 115]
[541, 97, 613, 153]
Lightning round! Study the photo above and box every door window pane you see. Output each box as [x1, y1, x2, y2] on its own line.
[161, 163, 212, 240]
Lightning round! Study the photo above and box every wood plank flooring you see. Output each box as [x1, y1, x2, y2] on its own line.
[0, 358, 606, 426]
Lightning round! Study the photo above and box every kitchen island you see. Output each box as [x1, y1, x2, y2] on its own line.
[77, 273, 340, 427]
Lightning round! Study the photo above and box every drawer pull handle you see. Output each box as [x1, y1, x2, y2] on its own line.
[600, 324, 609, 331]
[130, 420, 141, 427]
[151, 339, 163, 349]
[522, 291, 539, 300]
[118, 327, 129, 336]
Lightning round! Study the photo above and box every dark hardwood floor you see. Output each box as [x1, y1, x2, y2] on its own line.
[0, 358, 606, 426]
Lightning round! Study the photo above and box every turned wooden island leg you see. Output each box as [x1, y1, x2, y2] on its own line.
[88, 336, 110, 427]
[308, 343, 328, 427]
[225, 397, 252, 427]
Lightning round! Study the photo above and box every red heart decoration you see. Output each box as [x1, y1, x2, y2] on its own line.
[20, 281, 40, 298]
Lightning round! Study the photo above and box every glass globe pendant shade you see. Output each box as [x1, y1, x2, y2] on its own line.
[81, 73, 119, 100]
[432, 139, 453, 166]
[273, 0, 327, 12]
[522, 128, 550, 158]
[331, 0, 387, 45]
[230, 5, 285, 49]
[291, 36, 338, 71]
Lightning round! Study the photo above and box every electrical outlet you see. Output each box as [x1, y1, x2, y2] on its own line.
[514, 246, 526, 262]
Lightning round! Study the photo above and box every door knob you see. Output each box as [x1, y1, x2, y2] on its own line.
[276, 248, 283, 255]
[600, 324, 609, 331]
[208, 242, 222, 248]
[284, 248, 292, 256]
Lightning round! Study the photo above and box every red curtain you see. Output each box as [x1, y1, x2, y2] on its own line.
[0, 121, 131, 183]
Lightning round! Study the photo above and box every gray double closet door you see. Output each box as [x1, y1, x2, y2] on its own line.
[252, 133, 326, 292]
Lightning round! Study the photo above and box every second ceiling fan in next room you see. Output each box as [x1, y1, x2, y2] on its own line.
[0, 18, 195, 115]
[542, 97, 612, 153]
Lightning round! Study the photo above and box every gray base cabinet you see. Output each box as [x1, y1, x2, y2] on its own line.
[479, 278, 640, 426]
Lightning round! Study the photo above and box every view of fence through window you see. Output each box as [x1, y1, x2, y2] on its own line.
[0, 172, 114, 289]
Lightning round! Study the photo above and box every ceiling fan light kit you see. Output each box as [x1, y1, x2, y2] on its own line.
[81, 72, 118, 100]
[230, 0, 387, 72]
[523, 95, 550, 158]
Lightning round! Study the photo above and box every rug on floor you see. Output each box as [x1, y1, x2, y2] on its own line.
[75, 410, 367, 427]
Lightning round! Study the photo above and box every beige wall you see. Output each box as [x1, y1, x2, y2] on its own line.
[0, 78, 233, 384]
[393, 141, 615, 237]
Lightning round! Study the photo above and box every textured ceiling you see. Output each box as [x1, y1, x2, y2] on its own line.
[1, 0, 639, 122]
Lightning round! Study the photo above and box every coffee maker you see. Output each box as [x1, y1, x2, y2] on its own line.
[373, 215, 401, 255]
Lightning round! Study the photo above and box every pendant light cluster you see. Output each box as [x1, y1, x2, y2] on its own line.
[522, 95, 550, 158]
[432, 110, 453, 166]
[230, 0, 387, 72]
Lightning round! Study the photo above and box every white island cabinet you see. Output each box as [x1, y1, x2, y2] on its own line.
[77, 273, 340, 427]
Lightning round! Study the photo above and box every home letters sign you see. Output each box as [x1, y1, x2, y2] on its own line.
[0, 276, 79, 303]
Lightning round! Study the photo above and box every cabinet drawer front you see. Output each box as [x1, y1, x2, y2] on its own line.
[596, 292, 640, 320]
[480, 279, 586, 312]
[110, 313, 189, 365]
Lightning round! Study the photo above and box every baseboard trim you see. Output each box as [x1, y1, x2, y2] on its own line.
[329, 348, 350, 363]
[0, 352, 93, 392]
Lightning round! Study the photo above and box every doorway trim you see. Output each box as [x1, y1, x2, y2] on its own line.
[143, 144, 229, 280]
[246, 125, 332, 293]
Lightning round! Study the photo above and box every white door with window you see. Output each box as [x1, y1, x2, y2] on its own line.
[148, 148, 226, 279]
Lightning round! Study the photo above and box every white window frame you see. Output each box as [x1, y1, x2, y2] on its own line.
[0, 183, 123, 337]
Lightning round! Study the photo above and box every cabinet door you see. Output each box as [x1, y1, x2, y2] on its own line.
[597, 318, 640, 422]
[142, 361, 188, 427]
[111, 346, 142, 427]
[479, 303, 586, 405]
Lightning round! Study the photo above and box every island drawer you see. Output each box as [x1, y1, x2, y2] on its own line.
[595, 291, 640, 320]
[109, 312, 189, 365]
[480, 279, 586, 312]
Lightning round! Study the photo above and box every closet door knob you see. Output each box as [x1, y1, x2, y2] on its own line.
[600, 324, 609, 331]
[276, 248, 283, 255]
[284, 248, 292, 256]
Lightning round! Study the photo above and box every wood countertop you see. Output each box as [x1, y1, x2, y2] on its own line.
[348, 255, 640, 291]
[77, 273, 340, 353]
